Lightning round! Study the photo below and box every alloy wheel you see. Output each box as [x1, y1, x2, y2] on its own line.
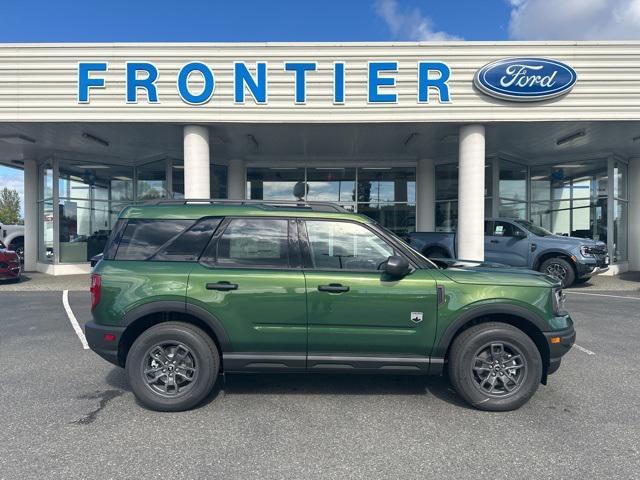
[142, 342, 198, 397]
[545, 263, 567, 281]
[471, 342, 527, 397]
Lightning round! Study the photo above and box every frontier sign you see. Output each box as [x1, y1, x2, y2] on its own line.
[77, 61, 452, 105]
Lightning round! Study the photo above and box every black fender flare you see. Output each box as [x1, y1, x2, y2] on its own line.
[533, 249, 574, 270]
[121, 300, 232, 352]
[432, 303, 550, 359]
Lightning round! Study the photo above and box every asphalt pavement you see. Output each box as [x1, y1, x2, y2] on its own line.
[0, 288, 638, 479]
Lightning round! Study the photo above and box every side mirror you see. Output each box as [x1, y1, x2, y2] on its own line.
[384, 255, 411, 278]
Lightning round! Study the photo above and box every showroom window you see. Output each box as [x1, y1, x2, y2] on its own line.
[498, 159, 527, 219]
[246, 166, 416, 235]
[434, 162, 493, 232]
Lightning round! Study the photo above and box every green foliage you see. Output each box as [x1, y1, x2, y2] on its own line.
[0, 187, 21, 224]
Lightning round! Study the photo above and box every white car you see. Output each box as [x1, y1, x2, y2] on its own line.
[0, 222, 24, 261]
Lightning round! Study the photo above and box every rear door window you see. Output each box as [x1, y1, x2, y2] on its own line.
[203, 218, 290, 268]
[152, 218, 222, 262]
[115, 219, 193, 260]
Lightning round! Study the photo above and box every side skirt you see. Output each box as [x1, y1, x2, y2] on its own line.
[223, 353, 445, 375]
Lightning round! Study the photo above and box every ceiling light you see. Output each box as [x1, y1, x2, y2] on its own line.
[76, 164, 110, 169]
[82, 132, 109, 147]
[0, 134, 36, 145]
[530, 175, 548, 180]
[556, 130, 586, 146]
[553, 164, 588, 168]
[113, 176, 132, 181]
[362, 167, 392, 170]
[246, 134, 259, 150]
[403, 132, 419, 148]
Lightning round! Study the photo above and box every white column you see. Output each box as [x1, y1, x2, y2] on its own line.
[416, 158, 435, 231]
[183, 126, 210, 199]
[227, 159, 246, 200]
[629, 156, 640, 271]
[457, 124, 486, 261]
[23, 159, 38, 271]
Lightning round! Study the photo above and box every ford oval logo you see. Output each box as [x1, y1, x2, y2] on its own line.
[474, 57, 577, 102]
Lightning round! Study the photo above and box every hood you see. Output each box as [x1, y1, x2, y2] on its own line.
[0, 248, 19, 262]
[542, 234, 606, 248]
[436, 259, 560, 288]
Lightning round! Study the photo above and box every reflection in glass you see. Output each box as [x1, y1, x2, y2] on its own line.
[247, 168, 305, 200]
[357, 167, 415, 203]
[137, 160, 168, 200]
[306, 168, 355, 203]
[358, 203, 416, 236]
[614, 200, 627, 262]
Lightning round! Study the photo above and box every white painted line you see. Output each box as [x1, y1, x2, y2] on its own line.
[573, 344, 596, 356]
[62, 290, 89, 350]
[566, 291, 640, 300]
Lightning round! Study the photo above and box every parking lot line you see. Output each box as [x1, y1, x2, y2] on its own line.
[62, 290, 89, 350]
[573, 344, 596, 356]
[566, 291, 640, 300]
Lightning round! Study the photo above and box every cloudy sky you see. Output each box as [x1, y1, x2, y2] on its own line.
[2, 0, 639, 218]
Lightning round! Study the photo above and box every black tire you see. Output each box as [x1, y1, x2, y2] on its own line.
[126, 322, 220, 412]
[448, 322, 542, 411]
[539, 257, 575, 288]
[573, 277, 590, 285]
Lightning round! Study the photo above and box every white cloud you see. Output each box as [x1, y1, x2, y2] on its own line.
[508, 0, 640, 40]
[374, 0, 462, 41]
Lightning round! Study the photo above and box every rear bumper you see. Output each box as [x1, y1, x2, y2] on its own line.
[544, 325, 576, 375]
[85, 321, 125, 367]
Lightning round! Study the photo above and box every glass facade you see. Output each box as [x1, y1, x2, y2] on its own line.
[246, 166, 416, 234]
[37, 158, 228, 264]
[435, 156, 629, 263]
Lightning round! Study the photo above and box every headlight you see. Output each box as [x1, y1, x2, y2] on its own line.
[580, 245, 595, 257]
[552, 288, 566, 315]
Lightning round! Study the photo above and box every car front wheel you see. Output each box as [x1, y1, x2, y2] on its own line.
[540, 257, 575, 288]
[448, 322, 542, 411]
[126, 322, 220, 412]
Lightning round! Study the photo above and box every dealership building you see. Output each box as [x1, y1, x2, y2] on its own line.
[0, 41, 638, 275]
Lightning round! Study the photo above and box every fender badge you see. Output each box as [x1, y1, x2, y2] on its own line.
[410, 312, 423, 323]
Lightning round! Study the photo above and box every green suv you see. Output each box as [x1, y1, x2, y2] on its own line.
[86, 201, 575, 412]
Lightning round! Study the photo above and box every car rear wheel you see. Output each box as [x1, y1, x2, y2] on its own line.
[540, 257, 575, 288]
[448, 322, 542, 411]
[126, 322, 220, 412]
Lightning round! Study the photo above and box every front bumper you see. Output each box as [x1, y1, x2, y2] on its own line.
[85, 321, 125, 367]
[544, 323, 576, 375]
[576, 254, 610, 278]
[0, 264, 21, 279]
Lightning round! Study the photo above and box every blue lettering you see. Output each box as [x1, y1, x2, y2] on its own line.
[368, 62, 397, 103]
[126, 62, 159, 103]
[78, 62, 108, 103]
[177, 62, 215, 105]
[334, 62, 345, 104]
[284, 62, 317, 103]
[234, 62, 267, 103]
[418, 62, 451, 103]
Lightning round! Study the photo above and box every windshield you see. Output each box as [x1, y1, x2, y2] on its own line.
[514, 219, 553, 237]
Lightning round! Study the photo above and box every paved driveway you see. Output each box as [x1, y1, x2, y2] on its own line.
[0, 288, 638, 479]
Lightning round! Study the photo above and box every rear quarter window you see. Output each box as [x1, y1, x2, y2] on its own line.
[115, 219, 193, 260]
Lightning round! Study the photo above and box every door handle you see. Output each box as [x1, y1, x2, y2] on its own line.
[317, 283, 350, 293]
[206, 281, 238, 291]
[490, 239, 500, 244]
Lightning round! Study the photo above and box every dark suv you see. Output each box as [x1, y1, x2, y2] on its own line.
[86, 201, 575, 412]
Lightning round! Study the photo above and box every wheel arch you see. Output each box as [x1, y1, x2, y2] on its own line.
[434, 304, 551, 383]
[533, 250, 576, 273]
[117, 301, 231, 367]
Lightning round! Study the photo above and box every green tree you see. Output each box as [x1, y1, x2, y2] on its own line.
[0, 188, 21, 224]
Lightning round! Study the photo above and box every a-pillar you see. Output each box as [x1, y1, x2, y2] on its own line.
[183, 126, 210, 199]
[457, 124, 486, 261]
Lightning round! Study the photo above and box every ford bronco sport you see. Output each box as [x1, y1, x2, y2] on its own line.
[86, 200, 575, 412]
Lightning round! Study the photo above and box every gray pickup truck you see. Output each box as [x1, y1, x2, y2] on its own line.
[407, 218, 609, 287]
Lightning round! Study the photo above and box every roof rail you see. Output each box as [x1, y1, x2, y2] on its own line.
[145, 198, 349, 213]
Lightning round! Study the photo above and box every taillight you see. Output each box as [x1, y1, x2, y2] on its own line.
[90, 273, 101, 310]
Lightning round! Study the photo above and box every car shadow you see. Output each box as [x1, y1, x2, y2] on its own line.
[105, 367, 472, 410]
